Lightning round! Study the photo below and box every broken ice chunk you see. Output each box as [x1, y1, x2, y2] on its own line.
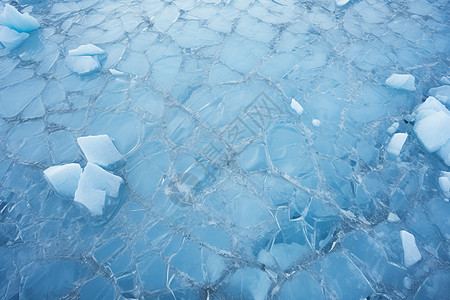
[0, 25, 28, 50]
[413, 111, 450, 153]
[290, 98, 304, 115]
[74, 189, 106, 216]
[75, 162, 123, 199]
[77, 135, 124, 169]
[0, 4, 39, 33]
[336, 0, 350, 6]
[387, 133, 407, 156]
[109, 69, 124, 76]
[387, 122, 399, 134]
[400, 230, 422, 267]
[65, 55, 100, 75]
[414, 97, 447, 122]
[429, 85, 450, 105]
[68, 44, 106, 56]
[312, 119, 321, 127]
[385, 74, 416, 91]
[43, 163, 82, 198]
[387, 212, 401, 222]
[439, 171, 450, 198]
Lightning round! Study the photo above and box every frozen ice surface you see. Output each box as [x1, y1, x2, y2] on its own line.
[0, 25, 29, 50]
[386, 74, 416, 91]
[400, 230, 422, 267]
[387, 132, 408, 156]
[77, 135, 124, 169]
[0, 4, 39, 33]
[43, 163, 82, 198]
[1, 0, 450, 298]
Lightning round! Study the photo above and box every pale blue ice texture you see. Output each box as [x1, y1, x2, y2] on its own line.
[0, 0, 449, 299]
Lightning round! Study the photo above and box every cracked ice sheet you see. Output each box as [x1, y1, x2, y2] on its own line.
[0, 0, 450, 299]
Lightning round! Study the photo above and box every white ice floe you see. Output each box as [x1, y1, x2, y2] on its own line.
[385, 74, 416, 91]
[387, 212, 400, 222]
[413, 97, 450, 166]
[290, 98, 304, 115]
[438, 171, 450, 198]
[77, 135, 124, 169]
[43, 163, 82, 198]
[336, 0, 350, 7]
[74, 163, 123, 215]
[0, 4, 39, 33]
[312, 119, 321, 127]
[387, 133, 407, 156]
[68, 44, 106, 56]
[400, 230, 422, 267]
[66, 44, 106, 75]
[0, 25, 28, 50]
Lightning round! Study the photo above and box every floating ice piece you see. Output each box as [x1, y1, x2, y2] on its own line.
[77, 135, 124, 169]
[441, 76, 450, 85]
[74, 163, 123, 215]
[0, 25, 28, 50]
[400, 230, 422, 267]
[385, 74, 416, 91]
[387, 212, 400, 222]
[0, 4, 39, 33]
[336, 0, 350, 6]
[439, 171, 450, 198]
[413, 111, 450, 153]
[290, 98, 304, 115]
[109, 69, 124, 76]
[429, 85, 450, 105]
[68, 44, 106, 56]
[312, 119, 321, 127]
[387, 133, 407, 156]
[414, 97, 447, 122]
[387, 122, 399, 134]
[43, 163, 82, 198]
[65, 55, 100, 75]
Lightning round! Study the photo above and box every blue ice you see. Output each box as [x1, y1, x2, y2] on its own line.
[0, 0, 449, 299]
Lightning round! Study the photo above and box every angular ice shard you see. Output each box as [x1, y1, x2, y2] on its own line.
[385, 74, 416, 91]
[68, 44, 106, 56]
[66, 44, 106, 75]
[414, 111, 450, 153]
[387, 133, 407, 156]
[0, 25, 28, 50]
[400, 230, 422, 267]
[0, 4, 39, 33]
[74, 163, 123, 215]
[65, 55, 100, 75]
[438, 171, 450, 198]
[43, 163, 82, 198]
[336, 0, 350, 6]
[429, 85, 450, 105]
[387, 212, 401, 222]
[290, 98, 304, 115]
[77, 135, 124, 169]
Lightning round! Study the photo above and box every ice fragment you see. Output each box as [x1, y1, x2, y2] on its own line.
[400, 230, 422, 267]
[385, 74, 416, 91]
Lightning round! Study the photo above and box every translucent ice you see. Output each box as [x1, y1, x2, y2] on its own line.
[65, 55, 100, 75]
[68, 44, 106, 56]
[387, 133, 407, 156]
[0, 4, 39, 33]
[0, 25, 28, 50]
[400, 230, 422, 267]
[438, 171, 450, 198]
[77, 135, 124, 169]
[74, 162, 123, 215]
[43, 163, 82, 198]
[429, 85, 450, 105]
[385, 74, 416, 91]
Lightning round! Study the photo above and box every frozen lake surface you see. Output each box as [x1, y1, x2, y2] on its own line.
[0, 0, 449, 299]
